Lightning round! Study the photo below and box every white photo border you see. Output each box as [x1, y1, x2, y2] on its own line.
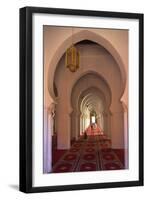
[32, 13, 139, 187]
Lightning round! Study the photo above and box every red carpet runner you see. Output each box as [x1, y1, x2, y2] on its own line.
[52, 135, 124, 173]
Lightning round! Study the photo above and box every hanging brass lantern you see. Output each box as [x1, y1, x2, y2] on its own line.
[65, 28, 80, 72]
[65, 45, 80, 72]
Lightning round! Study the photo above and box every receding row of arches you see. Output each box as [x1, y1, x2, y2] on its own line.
[70, 73, 112, 141]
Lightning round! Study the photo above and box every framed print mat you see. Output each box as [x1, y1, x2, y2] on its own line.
[19, 7, 144, 193]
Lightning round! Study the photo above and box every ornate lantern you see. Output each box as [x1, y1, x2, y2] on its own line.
[65, 28, 80, 72]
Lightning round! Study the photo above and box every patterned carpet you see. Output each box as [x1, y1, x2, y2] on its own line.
[52, 135, 124, 173]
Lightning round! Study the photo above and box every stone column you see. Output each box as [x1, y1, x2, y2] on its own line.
[80, 115, 82, 135]
[43, 103, 55, 173]
[123, 108, 128, 168]
[83, 114, 87, 131]
[75, 112, 78, 140]
[103, 112, 108, 136]
[71, 111, 81, 140]
[70, 111, 75, 141]
[57, 101, 71, 149]
[76, 112, 81, 139]
[107, 112, 111, 138]
[111, 111, 124, 149]
[81, 113, 84, 133]
[57, 113, 70, 149]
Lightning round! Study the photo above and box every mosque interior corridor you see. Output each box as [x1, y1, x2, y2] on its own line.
[43, 27, 128, 173]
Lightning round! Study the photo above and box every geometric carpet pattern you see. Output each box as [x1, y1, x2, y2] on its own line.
[52, 135, 124, 173]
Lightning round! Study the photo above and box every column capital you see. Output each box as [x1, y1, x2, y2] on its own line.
[48, 102, 56, 118]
